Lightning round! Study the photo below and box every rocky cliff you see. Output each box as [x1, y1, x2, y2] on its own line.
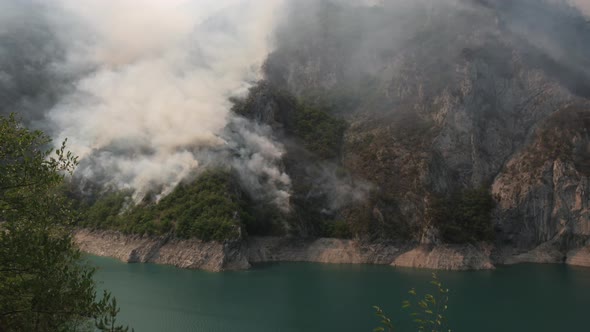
[74, 229, 250, 272]
[61, 0, 590, 267]
[492, 105, 590, 261]
[4, 0, 590, 272]
[245, 0, 590, 258]
[81, 229, 588, 271]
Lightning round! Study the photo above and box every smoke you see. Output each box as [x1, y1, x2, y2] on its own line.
[0, 0, 70, 130]
[489, 0, 590, 98]
[223, 117, 292, 208]
[570, 0, 590, 16]
[3, 0, 588, 214]
[309, 164, 373, 213]
[268, 0, 590, 102]
[2, 0, 291, 209]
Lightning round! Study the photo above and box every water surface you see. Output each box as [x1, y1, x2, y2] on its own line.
[89, 256, 590, 332]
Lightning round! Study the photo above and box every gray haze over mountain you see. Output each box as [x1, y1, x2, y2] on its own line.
[0, 0, 588, 210]
[271, 0, 589, 98]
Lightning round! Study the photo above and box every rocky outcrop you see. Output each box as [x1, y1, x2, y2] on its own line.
[566, 244, 590, 267]
[492, 106, 590, 257]
[245, 237, 401, 265]
[76, 229, 590, 271]
[75, 230, 504, 271]
[263, 0, 590, 246]
[75, 229, 165, 263]
[499, 241, 566, 265]
[391, 244, 494, 270]
[74, 229, 250, 272]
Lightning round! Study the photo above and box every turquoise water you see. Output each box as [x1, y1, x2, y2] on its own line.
[89, 256, 590, 332]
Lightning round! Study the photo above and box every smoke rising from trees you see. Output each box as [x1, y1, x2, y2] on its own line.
[1, 0, 588, 212]
[1, 0, 291, 208]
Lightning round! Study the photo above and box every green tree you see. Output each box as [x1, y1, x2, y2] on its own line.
[79, 169, 257, 241]
[95, 291, 133, 332]
[430, 187, 495, 243]
[0, 114, 129, 331]
[373, 274, 451, 332]
[293, 104, 348, 159]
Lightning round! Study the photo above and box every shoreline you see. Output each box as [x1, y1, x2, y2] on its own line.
[74, 229, 590, 272]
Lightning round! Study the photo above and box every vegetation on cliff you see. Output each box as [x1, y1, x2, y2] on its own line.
[429, 187, 496, 244]
[77, 169, 272, 241]
[232, 83, 355, 238]
[2, 0, 590, 255]
[75, 49, 499, 247]
[232, 83, 347, 160]
[252, 0, 590, 247]
[510, 106, 590, 177]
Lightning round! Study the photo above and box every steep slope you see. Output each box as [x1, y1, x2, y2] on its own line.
[493, 104, 590, 258]
[240, 0, 590, 253]
[9, 0, 588, 269]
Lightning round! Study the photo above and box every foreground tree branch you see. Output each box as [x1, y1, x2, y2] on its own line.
[0, 114, 131, 332]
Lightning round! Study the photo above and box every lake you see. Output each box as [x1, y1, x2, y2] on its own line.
[89, 255, 590, 332]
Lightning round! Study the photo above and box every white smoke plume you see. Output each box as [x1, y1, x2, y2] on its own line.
[570, 0, 590, 16]
[43, 0, 291, 209]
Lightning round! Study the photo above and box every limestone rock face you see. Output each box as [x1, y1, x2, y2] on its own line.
[75, 229, 164, 263]
[391, 244, 494, 270]
[263, 0, 590, 246]
[566, 244, 590, 268]
[76, 230, 501, 271]
[245, 237, 401, 265]
[501, 242, 566, 265]
[492, 106, 590, 258]
[74, 229, 250, 272]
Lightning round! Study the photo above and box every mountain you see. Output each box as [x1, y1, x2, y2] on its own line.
[2, 0, 590, 267]
[233, 0, 590, 259]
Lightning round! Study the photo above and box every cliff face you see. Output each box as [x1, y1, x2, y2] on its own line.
[492, 106, 590, 259]
[79, 229, 590, 271]
[245, 237, 401, 265]
[245, 0, 590, 256]
[75, 229, 500, 271]
[338, 52, 575, 240]
[73, 0, 590, 267]
[5, 0, 590, 271]
[74, 229, 250, 272]
[391, 244, 494, 270]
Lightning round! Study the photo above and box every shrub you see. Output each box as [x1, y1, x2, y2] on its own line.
[78, 169, 258, 242]
[373, 273, 451, 332]
[430, 187, 495, 243]
[293, 104, 348, 159]
[321, 220, 353, 239]
[83, 191, 129, 229]
[231, 83, 348, 160]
